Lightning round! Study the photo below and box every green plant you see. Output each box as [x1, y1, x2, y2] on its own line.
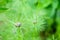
[0, 0, 60, 40]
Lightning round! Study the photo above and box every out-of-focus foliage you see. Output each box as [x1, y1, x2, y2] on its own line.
[0, 0, 60, 40]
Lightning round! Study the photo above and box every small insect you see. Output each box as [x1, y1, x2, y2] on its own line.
[14, 22, 21, 27]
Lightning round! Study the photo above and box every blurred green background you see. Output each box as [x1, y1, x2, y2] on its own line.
[0, 0, 60, 40]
